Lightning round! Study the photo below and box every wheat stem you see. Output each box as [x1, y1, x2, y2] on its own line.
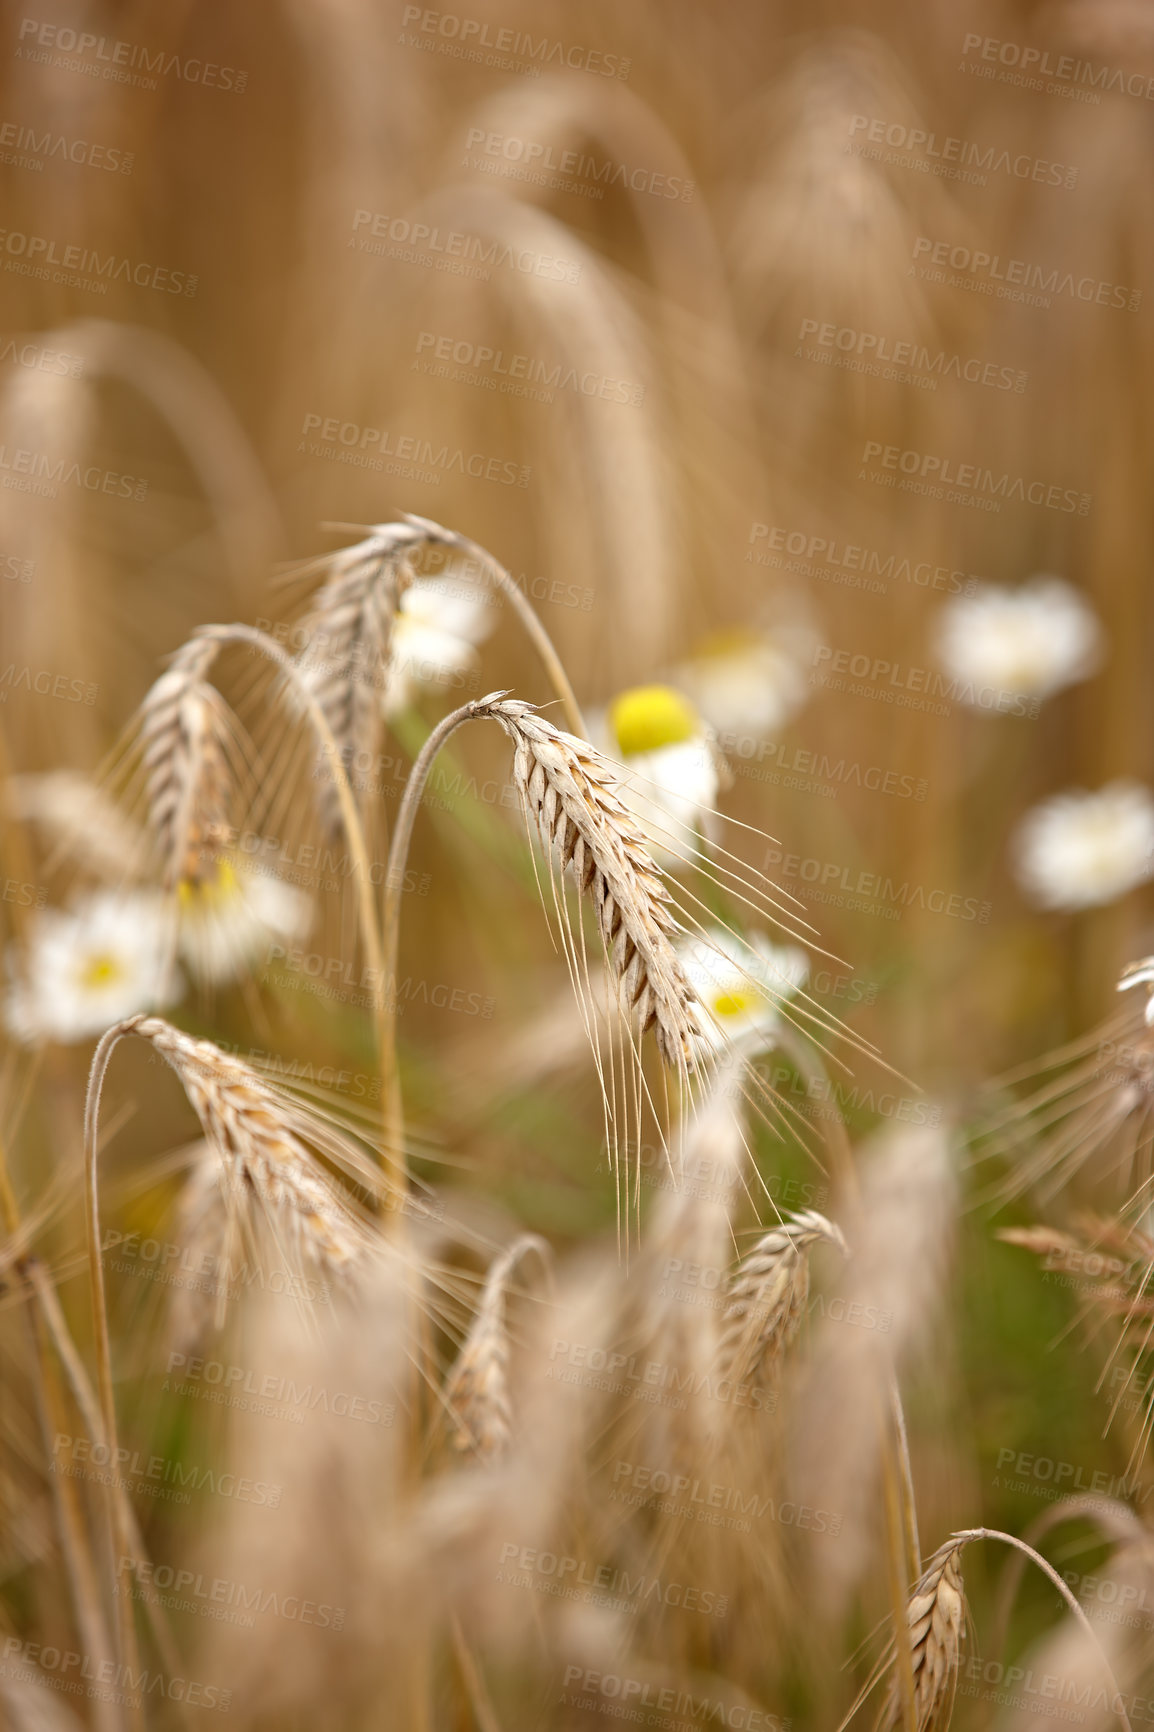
[24, 1296, 123, 1732]
[380, 700, 486, 1175]
[401, 515, 587, 736]
[881, 1434, 919, 1732]
[83, 1023, 145, 1717]
[28, 1260, 192, 1715]
[951, 1528, 1134, 1732]
[189, 625, 403, 1204]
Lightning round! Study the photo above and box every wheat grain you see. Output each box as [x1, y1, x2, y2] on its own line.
[443, 1235, 546, 1462]
[880, 1540, 966, 1732]
[486, 697, 704, 1072]
[138, 636, 233, 891]
[295, 523, 425, 836]
[719, 1209, 847, 1384]
[123, 1017, 367, 1285]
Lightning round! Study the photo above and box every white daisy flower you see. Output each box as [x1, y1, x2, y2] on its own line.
[176, 858, 313, 985]
[1014, 782, 1154, 910]
[597, 684, 719, 864]
[679, 928, 809, 1054]
[5, 890, 180, 1044]
[672, 624, 815, 740]
[383, 574, 495, 717]
[934, 577, 1103, 706]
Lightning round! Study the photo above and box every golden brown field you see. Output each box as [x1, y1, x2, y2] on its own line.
[2, 2, 1154, 1728]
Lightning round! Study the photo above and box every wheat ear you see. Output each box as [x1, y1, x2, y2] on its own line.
[83, 1018, 374, 1598]
[878, 1540, 966, 1732]
[379, 694, 705, 1176]
[855, 1528, 1136, 1732]
[129, 1018, 367, 1277]
[295, 523, 426, 836]
[719, 1209, 848, 1384]
[443, 1234, 548, 1462]
[138, 635, 233, 889]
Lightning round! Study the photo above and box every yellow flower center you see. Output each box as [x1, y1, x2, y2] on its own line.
[712, 987, 758, 1018]
[178, 857, 240, 910]
[609, 685, 699, 757]
[79, 952, 124, 990]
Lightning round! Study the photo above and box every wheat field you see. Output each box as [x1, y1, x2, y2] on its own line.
[1, 2, 1153, 1728]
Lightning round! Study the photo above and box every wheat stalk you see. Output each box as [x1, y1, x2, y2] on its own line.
[138, 634, 233, 890]
[400, 514, 586, 736]
[718, 1209, 848, 1384]
[379, 693, 705, 1203]
[82, 1016, 381, 1665]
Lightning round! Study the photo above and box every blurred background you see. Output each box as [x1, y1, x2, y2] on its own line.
[3, 0, 1154, 1727]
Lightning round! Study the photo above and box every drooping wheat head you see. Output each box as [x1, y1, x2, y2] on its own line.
[294, 522, 426, 836]
[489, 697, 705, 1076]
[442, 1235, 547, 1463]
[122, 1018, 369, 1298]
[719, 1209, 848, 1386]
[878, 1540, 966, 1732]
[137, 634, 235, 892]
[980, 958, 1154, 1214]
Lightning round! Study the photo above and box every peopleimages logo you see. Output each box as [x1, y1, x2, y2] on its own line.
[0, 226, 196, 294]
[399, 8, 631, 80]
[847, 114, 1078, 188]
[912, 235, 1141, 312]
[860, 439, 1091, 516]
[960, 32, 1154, 104]
[15, 18, 248, 91]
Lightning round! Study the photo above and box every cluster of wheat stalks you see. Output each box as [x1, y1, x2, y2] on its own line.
[3, 4, 1154, 1729]
[0, 507, 1145, 1732]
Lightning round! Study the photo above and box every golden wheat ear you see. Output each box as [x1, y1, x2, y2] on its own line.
[293, 523, 427, 837]
[442, 1234, 549, 1464]
[490, 698, 705, 1075]
[877, 1540, 966, 1732]
[114, 1018, 374, 1291]
[136, 635, 239, 891]
[719, 1209, 848, 1386]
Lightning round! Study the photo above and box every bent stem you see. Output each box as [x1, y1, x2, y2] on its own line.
[380, 697, 500, 1173]
[403, 515, 587, 738]
[83, 1023, 145, 1717]
[952, 1527, 1135, 1732]
[192, 625, 400, 1202]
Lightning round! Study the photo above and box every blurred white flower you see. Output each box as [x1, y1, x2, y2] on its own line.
[672, 624, 815, 739]
[177, 858, 313, 985]
[1118, 957, 1154, 1026]
[383, 574, 495, 716]
[5, 891, 179, 1044]
[679, 927, 809, 1054]
[934, 577, 1103, 706]
[597, 684, 719, 863]
[1014, 782, 1154, 910]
